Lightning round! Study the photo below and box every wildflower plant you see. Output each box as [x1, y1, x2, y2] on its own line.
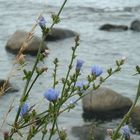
[1, 0, 140, 140]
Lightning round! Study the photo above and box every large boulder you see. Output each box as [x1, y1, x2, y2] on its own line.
[131, 106, 140, 132]
[0, 79, 18, 95]
[71, 124, 106, 140]
[130, 20, 140, 31]
[5, 30, 47, 55]
[45, 28, 78, 41]
[82, 87, 132, 120]
[99, 24, 128, 31]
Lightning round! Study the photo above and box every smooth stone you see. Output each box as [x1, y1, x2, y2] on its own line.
[0, 79, 18, 95]
[5, 30, 47, 55]
[71, 124, 106, 140]
[82, 87, 132, 120]
[130, 20, 140, 31]
[99, 24, 128, 31]
[45, 28, 79, 41]
[131, 106, 140, 132]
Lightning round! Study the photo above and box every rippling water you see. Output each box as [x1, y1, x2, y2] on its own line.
[0, 0, 140, 139]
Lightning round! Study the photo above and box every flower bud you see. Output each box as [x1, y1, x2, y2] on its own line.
[76, 59, 84, 71]
[38, 16, 46, 28]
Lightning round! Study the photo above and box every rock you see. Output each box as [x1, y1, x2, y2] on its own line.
[45, 28, 78, 41]
[82, 87, 132, 120]
[130, 20, 140, 31]
[0, 79, 18, 95]
[99, 24, 128, 31]
[71, 124, 106, 140]
[131, 106, 140, 132]
[5, 30, 47, 55]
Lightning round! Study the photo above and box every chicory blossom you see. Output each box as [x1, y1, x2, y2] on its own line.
[76, 59, 84, 71]
[38, 16, 46, 27]
[44, 88, 59, 102]
[91, 65, 103, 76]
[19, 102, 29, 117]
[120, 125, 131, 139]
[75, 81, 86, 88]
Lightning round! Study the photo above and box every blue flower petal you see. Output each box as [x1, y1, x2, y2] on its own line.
[38, 16, 46, 27]
[120, 125, 131, 139]
[44, 88, 59, 102]
[75, 81, 86, 88]
[76, 59, 84, 70]
[91, 65, 103, 76]
[19, 102, 29, 117]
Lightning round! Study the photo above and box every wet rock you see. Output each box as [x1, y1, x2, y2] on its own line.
[131, 106, 140, 132]
[45, 28, 78, 41]
[99, 24, 128, 31]
[82, 87, 132, 120]
[5, 30, 47, 55]
[0, 79, 18, 95]
[71, 124, 106, 140]
[130, 20, 140, 31]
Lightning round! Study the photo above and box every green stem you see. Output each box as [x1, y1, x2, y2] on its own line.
[53, 60, 58, 89]
[48, 102, 58, 140]
[24, 72, 43, 100]
[61, 42, 78, 98]
[48, 117, 57, 140]
[112, 80, 140, 140]
[55, 121, 61, 139]
[9, 34, 48, 138]
[50, 0, 68, 29]
[41, 123, 48, 140]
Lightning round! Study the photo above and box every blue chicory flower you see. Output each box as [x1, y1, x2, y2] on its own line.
[38, 16, 46, 27]
[120, 125, 131, 139]
[91, 65, 103, 76]
[19, 102, 29, 117]
[75, 81, 86, 88]
[44, 88, 59, 102]
[76, 59, 84, 70]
